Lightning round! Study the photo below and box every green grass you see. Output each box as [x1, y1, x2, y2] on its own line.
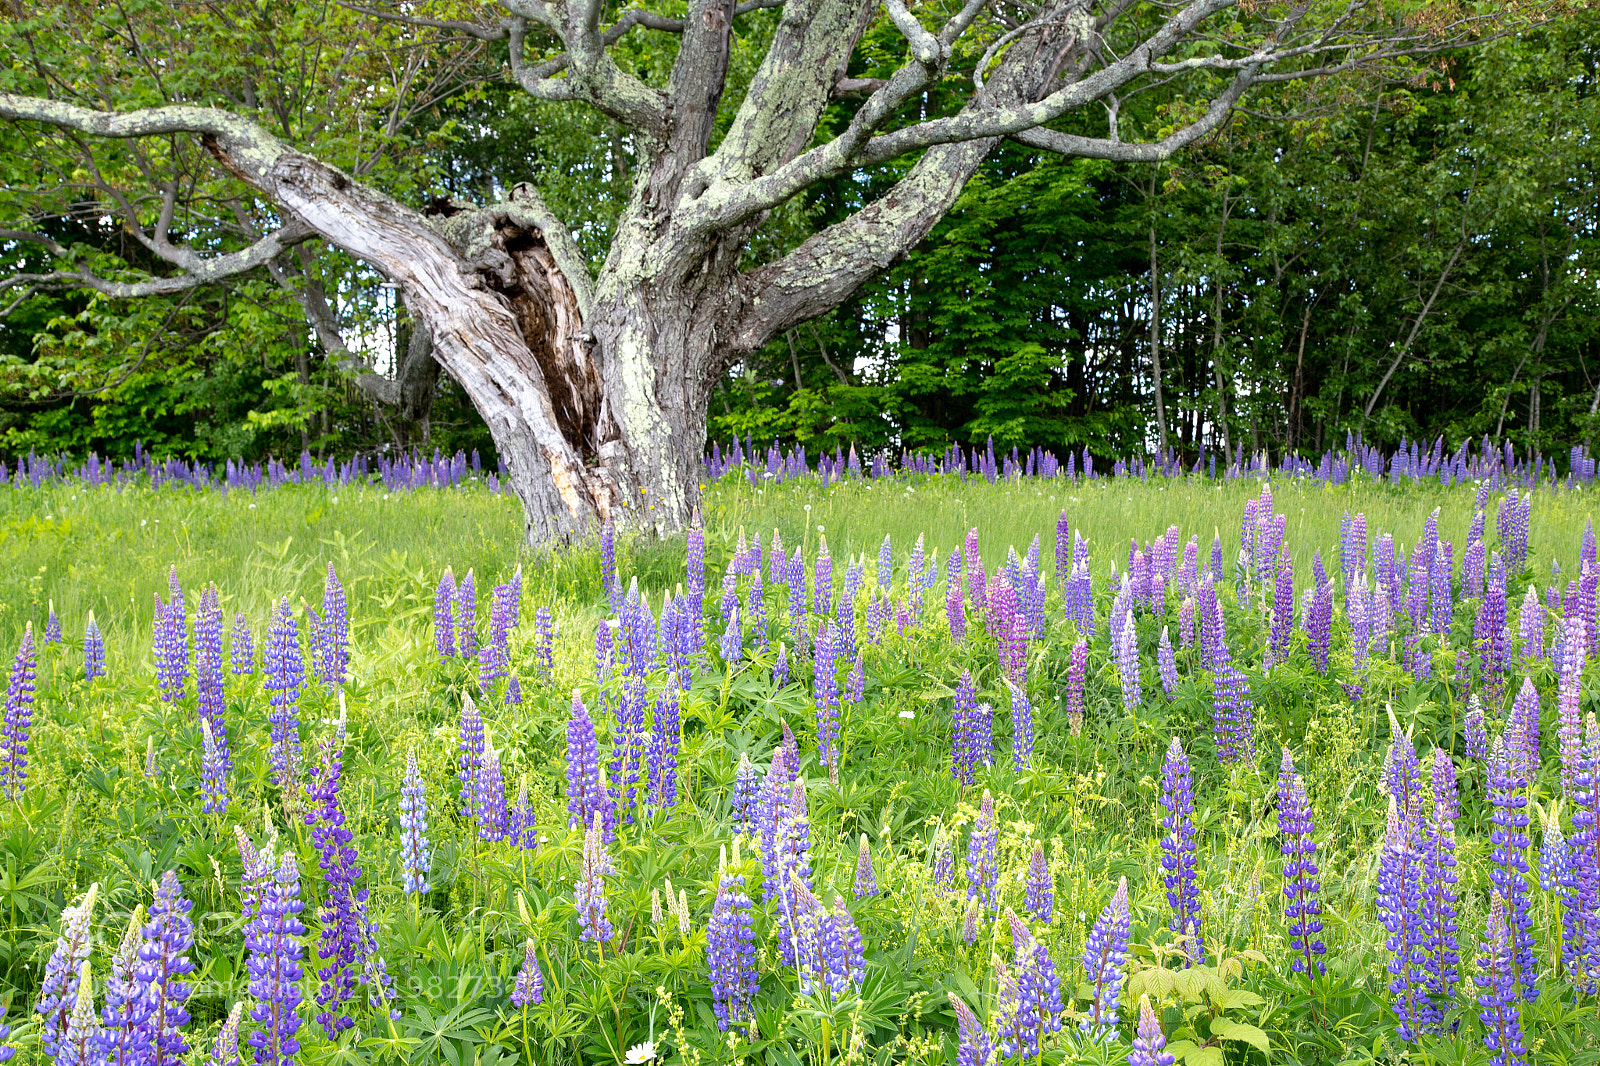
[0, 470, 1594, 1066]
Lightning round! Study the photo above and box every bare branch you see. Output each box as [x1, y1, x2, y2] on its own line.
[833, 77, 887, 96]
[0, 219, 315, 302]
[0, 228, 68, 257]
[1011, 64, 1257, 160]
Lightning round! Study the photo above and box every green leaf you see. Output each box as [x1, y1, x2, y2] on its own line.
[1211, 1019, 1272, 1054]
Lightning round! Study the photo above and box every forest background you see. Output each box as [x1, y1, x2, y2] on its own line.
[2, 4, 1596, 466]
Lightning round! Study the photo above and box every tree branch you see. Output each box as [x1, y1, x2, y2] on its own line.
[685, 0, 1238, 234]
[1011, 64, 1256, 160]
[0, 219, 316, 303]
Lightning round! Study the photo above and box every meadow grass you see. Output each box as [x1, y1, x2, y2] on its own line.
[0, 470, 1593, 1066]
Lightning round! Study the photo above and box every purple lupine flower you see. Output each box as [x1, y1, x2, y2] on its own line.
[206, 1002, 244, 1066]
[99, 904, 152, 1066]
[853, 835, 878, 898]
[1277, 749, 1325, 975]
[263, 599, 304, 790]
[951, 671, 986, 786]
[749, 572, 770, 650]
[814, 536, 833, 616]
[844, 654, 864, 705]
[457, 569, 477, 659]
[931, 827, 955, 892]
[1421, 750, 1461, 1021]
[1066, 559, 1095, 636]
[1431, 541, 1454, 637]
[1307, 580, 1333, 674]
[1157, 626, 1178, 696]
[511, 940, 544, 1007]
[1568, 712, 1599, 993]
[399, 749, 431, 894]
[731, 752, 760, 835]
[434, 569, 457, 659]
[576, 811, 614, 944]
[1465, 699, 1490, 764]
[1538, 815, 1568, 893]
[196, 585, 231, 775]
[1080, 877, 1132, 1038]
[305, 731, 390, 1037]
[476, 742, 509, 842]
[760, 765, 813, 966]
[1208, 617, 1255, 763]
[84, 612, 105, 682]
[946, 552, 967, 641]
[1025, 840, 1053, 922]
[773, 641, 790, 688]
[1161, 738, 1203, 965]
[608, 677, 648, 824]
[1463, 537, 1486, 601]
[200, 720, 229, 815]
[812, 620, 841, 772]
[687, 523, 707, 653]
[1007, 679, 1033, 770]
[961, 900, 980, 944]
[532, 607, 554, 679]
[1477, 893, 1528, 1066]
[37, 883, 98, 1060]
[647, 685, 681, 814]
[44, 602, 61, 645]
[1475, 574, 1508, 707]
[1066, 639, 1086, 736]
[1518, 586, 1544, 665]
[1129, 994, 1176, 1066]
[1506, 678, 1540, 785]
[966, 789, 998, 911]
[720, 604, 743, 666]
[229, 612, 254, 676]
[508, 774, 538, 850]
[965, 528, 985, 612]
[1178, 596, 1196, 649]
[705, 868, 760, 1027]
[58, 960, 100, 1066]
[245, 849, 307, 1066]
[316, 563, 348, 688]
[1116, 613, 1141, 711]
[989, 578, 1026, 683]
[1269, 549, 1294, 667]
[567, 690, 606, 836]
[1209, 532, 1223, 578]
[158, 566, 190, 702]
[140, 869, 196, 1066]
[1379, 795, 1428, 1040]
[1557, 613, 1585, 797]
[949, 993, 992, 1066]
[878, 533, 894, 590]
[601, 520, 620, 611]
[1000, 910, 1063, 1056]
[1487, 738, 1538, 1003]
[786, 547, 808, 647]
[458, 693, 484, 818]
[0, 624, 38, 800]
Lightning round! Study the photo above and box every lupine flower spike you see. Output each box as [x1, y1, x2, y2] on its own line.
[1025, 840, 1053, 922]
[511, 941, 544, 1007]
[1080, 877, 1131, 1038]
[853, 835, 878, 898]
[84, 613, 105, 681]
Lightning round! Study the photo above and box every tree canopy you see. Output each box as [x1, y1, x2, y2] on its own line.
[0, 0, 1584, 483]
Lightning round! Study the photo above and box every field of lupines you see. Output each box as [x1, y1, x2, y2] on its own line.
[0, 446, 1597, 1066]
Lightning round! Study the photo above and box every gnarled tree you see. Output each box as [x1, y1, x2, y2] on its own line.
[0, 0, 1509, 542]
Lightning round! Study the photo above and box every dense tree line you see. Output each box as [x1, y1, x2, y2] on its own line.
[1, 6, 1594, 468]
